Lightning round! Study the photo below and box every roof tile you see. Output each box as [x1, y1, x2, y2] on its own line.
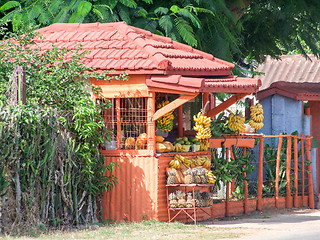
[256, 55, 320, 91]
[83, 31, 104, 41]
[34, 22, 234, 75]
[69, 32, 89, 42]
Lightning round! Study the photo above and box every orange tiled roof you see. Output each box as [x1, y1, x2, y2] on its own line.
[147, 75, 261, 93]
[34, 22, 234, 75]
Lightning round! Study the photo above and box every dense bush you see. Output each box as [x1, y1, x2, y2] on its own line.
[0, 27, 124, 234]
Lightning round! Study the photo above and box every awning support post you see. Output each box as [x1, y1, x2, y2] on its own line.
[152, 93, 198, 121]
[206, 93, 249, 118]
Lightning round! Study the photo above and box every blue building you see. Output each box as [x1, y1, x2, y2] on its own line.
[255, 55, 320, 206]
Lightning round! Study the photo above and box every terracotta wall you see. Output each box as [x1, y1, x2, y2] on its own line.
[101, 151, 213, 223]
[92, 74, 150, 98]
[102, 152, 158, 222]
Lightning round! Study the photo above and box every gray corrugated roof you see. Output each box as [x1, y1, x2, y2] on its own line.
[255, 55, 320, 91]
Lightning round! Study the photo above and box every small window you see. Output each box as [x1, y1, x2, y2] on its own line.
[101, 97, 148, 150]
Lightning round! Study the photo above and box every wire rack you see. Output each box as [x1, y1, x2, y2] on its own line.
[101, 97, 148, 150]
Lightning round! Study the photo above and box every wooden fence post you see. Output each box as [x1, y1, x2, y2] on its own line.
[306, 136, 314, 209]
[178, 106, 183, 138]
[116, 98, 121, 150]
[147, 92, 156, 152]
[11, 65, 26, 106]
[275, 134, 283, 208]
[301, 134, 305, 206]
[230, 149, 235, 195]
[257, 136, 264, 211]
[243, 148, 248, 214]
[294, 136, 299, 207]
[226, 147, 230, 217]
[286, 135, 292, 208]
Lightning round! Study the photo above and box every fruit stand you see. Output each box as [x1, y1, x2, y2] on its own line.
[99, 78, 261, 222]
[52, 22, 261, 222]
[30, 22, 316, 224]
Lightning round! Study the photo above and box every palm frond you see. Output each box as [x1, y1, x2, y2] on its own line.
[105, 0, 118, 10]
[136, 8, 148, 18]
[12, 11, 22, 31]
[174, 16, 197, 47]
[76, 1, 92, 18]
[69, 11, 84, 23]
[117, 5, 131, 24]
[92, 5, 113, 22]
[35, 3, 52, 25]
[48, 0, 65, 16]
[53, 7, 70, 23]
[118, 0, 137, 9]
[159, 15, 172, 36]
[142, 0, 153, 4]
[92, 8, 103, 20]
[177, 8, 201, 29]
[154, 7, 168, 16]
[0, 1, 20, 12]
[170, 5, 180, 14]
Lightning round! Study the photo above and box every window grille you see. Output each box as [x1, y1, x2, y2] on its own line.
[101, 97, 148, 150]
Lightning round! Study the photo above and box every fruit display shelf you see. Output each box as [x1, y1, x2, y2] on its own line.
[166, 184, 215, 224]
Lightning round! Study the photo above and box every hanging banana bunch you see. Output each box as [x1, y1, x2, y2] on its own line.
[199, 139, 210, 151]
[193, 112, 212, 139]
[249, 103, 264, 130]
[204, 169, 216, 184]
[157, 100, 174, 132]
[228, 112, 246, 133]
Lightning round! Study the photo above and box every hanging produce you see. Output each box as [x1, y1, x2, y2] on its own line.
[199, 139, 210, 151]
[193, 112, 212, 139]
[228, 112, 245, 133]
[204, 169, 216, 184]
[157, 100, 174, 132]
[249, 103, 264, 130]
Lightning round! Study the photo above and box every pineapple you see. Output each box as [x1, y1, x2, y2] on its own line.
[184, 169, 194, 184]
[194, 190, 202, 207]
[201, 192, 211, 207]
[198, 167, 208, 184]
[192, 168, 201, 184]
[167, 171, 176, 185]
[168, 192, 178, 208]
[176, 190, 186, 208]
[186, 192, 194, 208]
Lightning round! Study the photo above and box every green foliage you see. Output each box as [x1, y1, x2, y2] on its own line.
[262, 132, 307, 197]
[240, 0, 320, 63]
[263, 142, 288, 196]
[0, 166, 8, 197]
[212, 145, 254, 190]
[210, 112, 236, 137]
[1, 0, 320, 66]
[0, 27, 124, 233]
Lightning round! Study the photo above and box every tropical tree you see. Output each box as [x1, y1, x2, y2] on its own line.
[1, 0, 319, 67]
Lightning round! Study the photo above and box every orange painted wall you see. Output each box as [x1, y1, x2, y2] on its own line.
[102, 152, 158, 222]
[101, 151, 213, 223]
[92, 74, 150, 98]
[309, 101, 320, 192]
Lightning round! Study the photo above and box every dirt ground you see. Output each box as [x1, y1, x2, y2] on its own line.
[206, 207, 320, 240]
[2, 207, 320, 240]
